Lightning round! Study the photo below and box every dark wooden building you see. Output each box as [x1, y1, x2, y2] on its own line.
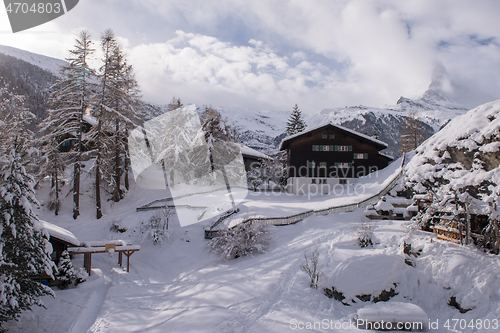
[41, 221, 81, 262]
[279, 123, 392, 194]
[240, 144, 271, 172]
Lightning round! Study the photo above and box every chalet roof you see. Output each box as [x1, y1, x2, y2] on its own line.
[41, 221, 80, 246]
[240, 144, 272, 160]
[279, 122, 389, 150]
[378, 152, 394, 161]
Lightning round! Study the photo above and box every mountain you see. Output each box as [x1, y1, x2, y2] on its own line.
[0, 44, 470, 157]
[217, 80, 469, 158]
[0, 44, 66, 76]
[0, 47, 60, 122]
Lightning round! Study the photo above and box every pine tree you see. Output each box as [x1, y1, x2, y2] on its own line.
[285, 104, 306, 136]
[0, 114, 54, 331]
[107, 44, 142, 202]
[90, 29, 118, 219]
[167, 96, 183, 111]
[55, 250, 76, 289]
[400, 110, 426, 154]
[41, 30, 95, 219]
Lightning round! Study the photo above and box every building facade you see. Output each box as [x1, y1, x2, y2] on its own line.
[279, 123, 392, 194]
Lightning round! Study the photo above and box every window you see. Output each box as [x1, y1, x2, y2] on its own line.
[321, 145, 330, 151]
[354, 153, 368, 159]
[308, 161, 316, 168]
[321, 134, 328, 139]
[322, 179, 327, 184]
[312, 145, 319, 151]
[311, 179, 316, 184]
[329, 134, 335, 139]
[335, 145, 352, 152]
[339, 179, 347, 184]
[319, 162, 327, 168]
[335, 162, 350, 168]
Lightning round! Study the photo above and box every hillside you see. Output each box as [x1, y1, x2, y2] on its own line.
[405, 99, 500, 206]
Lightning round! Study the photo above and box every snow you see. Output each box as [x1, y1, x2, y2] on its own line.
[0, 44, 66, 75]
[374, 198, 394, 211]
[240, 144, 271, 160]
[357, 302, 428, 325]
[6, 162, 500, 333]
[40, 220, 80, 247]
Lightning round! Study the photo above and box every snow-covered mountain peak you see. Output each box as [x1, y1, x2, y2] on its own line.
[0, 44, 66, 75]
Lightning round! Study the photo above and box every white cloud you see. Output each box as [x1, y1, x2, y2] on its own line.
[2, 0, 500, 111]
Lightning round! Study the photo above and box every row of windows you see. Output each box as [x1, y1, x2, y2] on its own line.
[311, 145, 369, 159]
[307, 161, 353, 168]
[312, 145, 351, 151]
[321, 134, 335, 139]
[311, 178, 347, 184]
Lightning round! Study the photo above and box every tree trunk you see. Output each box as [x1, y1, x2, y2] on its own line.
[55, 169, 59, 216]
[73, 162, 80, 219]
[113, 118, 121, 202]
[124, 127, 130, 191]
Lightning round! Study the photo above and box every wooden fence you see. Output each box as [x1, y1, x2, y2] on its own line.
[205, 156, 405, 239]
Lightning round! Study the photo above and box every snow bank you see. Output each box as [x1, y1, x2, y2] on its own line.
[325, 254, 411, 302]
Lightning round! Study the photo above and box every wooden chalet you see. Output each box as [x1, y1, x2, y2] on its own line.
[279, 123, 392, 194]
[240, 144, 272, 173]
[40, 220, 81, 262]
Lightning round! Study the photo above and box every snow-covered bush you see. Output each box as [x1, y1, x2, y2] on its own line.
[300, 248, 322, 289]
[109, 219, 127, 233]
[54, 250, 76, 289]
[356, 222, 375, 247]
[207, 222, 270, 259]
[139, 208, 173, 245]
[75, 268, 88, 285]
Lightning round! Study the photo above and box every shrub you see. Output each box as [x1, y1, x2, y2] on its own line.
[208, 222, 270, 259]
[139, 208, 173, 245]
[356, 222, 375, 247]
[109, 219, 127, 233]
[300, 248, 322, 289]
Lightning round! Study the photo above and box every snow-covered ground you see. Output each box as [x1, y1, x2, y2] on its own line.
[6, 159, 500, 333]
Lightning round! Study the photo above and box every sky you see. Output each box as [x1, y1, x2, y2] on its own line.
[1, 0, 500, 112]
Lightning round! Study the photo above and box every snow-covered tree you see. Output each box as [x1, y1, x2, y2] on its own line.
[89, 29, 142, 216]
[207, 222, 270, 259]
[41, 30, 95, 219]
[37, 138, 65, 215]
[0, 127, 54, 330]
[167, 96, 183, 111]
[54, 250, 76, 289]
[285, 104, 306, 136]
[105, 42, 142, 202]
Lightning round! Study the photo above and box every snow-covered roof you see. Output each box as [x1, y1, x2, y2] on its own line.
[240, 144, 272, 160]
[378, 151, 394, 160]
[375, 199, 394, 211]
[40, 221, 80, 246]
[279, 122, 388, 150]
[413, 194, 430, 201]
[406, 205, 418, 212]
[83, 114, 98, 126]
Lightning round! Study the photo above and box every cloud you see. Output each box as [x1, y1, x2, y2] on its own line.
[127, 31, 342, 111]
[2, 0, 500, 111]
